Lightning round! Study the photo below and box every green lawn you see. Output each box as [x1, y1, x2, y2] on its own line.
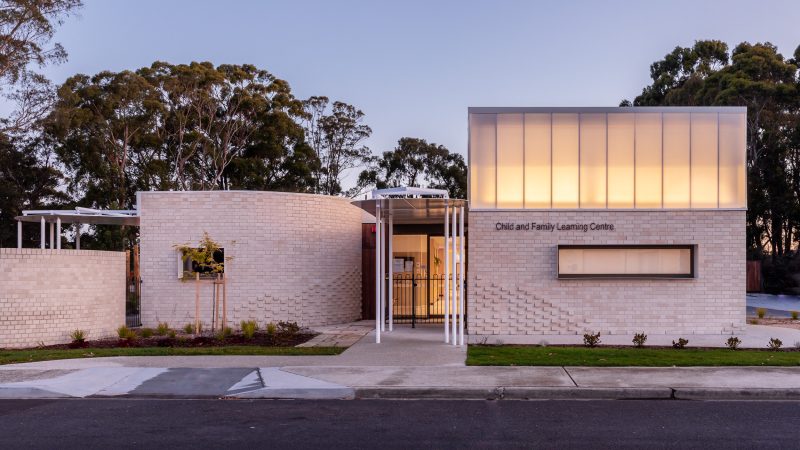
[0, 346, 345, 366]
[467, 345, 800, 367]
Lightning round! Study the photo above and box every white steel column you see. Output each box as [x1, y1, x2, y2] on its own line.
[49, 222, 54, 249]
[380, 218, 386, 332]
[56, 218, 61, 249]
[443, 203, 450, 343]
[459, 206, 465, 346]
[388, 213, 393, 332]
[375, 203, 382, 344]
[75, 224, 81, 250]
[451, 206, 457, 346]
[40, 217, 45, 249]
[17, 220, 22, 249]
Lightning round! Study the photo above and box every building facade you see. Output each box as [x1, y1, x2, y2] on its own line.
[466, 107, 747, 339]
[138, 191, 363, 329]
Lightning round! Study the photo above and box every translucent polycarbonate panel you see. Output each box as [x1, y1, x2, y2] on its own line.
[718, 113, 746, 208]
[607, 113, 635, 208]
[579, 113, 607, 208]
[662, 113, 691, 208]
[524, 113, 551, 208]
[635, 113, 662, 208]
[552, 113, 579, 208]
[559, 247, 692, 277]
[469, 114, 496, 208]
[691, 113, 718, 208]
[496, 114, 524, 208]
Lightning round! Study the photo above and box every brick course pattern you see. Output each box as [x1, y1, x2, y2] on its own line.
[467, 210, 746, 337]
[0, 249, 125, 348]
[138, 191, 362, 329]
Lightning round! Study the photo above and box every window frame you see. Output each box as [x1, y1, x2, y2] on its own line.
[557, 244, 696, 279]
[177, 247, 225, 280]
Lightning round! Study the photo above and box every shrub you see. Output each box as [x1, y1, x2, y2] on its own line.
[726, 336, 741, 350]
[791, 311, 799, 321]
[70, 329, 86, 344]
[768, 338, 783, 350]
[216, 326, 233, 340]
[155, 322, 170, 336]
[241, 320, 259, 339]
[672, 338, 689, 349]
[277, 321, 300, 335]
[748, 319, 759, 325]
[167, 329, 177, 339]
[583, 332, 601, 348]
[183, 323, 194, 334]
[632, 333, 647, 348]
[140, 328, 154, 339]
[756, 308, 766, 319]
[117, 325, 136, 339]
[266, 322, 277, 336]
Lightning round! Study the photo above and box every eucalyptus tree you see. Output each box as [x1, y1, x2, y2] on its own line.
[45, 70, 164, 209]
[624, 40, 800, 265]
[0, 0, 82, 135]
[140, 61, 317, 192]
[355, 137, 466, 198]
[0, 134, 65, 247]
[302, 96, 371, 195]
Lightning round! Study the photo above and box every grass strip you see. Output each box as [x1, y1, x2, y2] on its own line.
[467, 345, 800, 367]
[0, 346, 345, 365]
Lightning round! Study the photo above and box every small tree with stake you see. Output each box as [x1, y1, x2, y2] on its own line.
[174, 232, 228, 335]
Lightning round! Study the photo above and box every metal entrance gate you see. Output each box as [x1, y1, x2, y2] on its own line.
[391, 274, 464, 326]
[126, 245, 141, 327]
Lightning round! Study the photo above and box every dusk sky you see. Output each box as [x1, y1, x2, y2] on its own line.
[41, 0, 799, 163]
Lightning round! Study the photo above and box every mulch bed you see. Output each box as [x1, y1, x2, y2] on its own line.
[41, 331, 317, 350]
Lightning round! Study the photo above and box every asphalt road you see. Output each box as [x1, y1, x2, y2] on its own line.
[1, 399, 799, 449]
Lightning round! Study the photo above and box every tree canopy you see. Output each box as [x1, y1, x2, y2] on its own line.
[355, 137, 466, 199]
[624, 40, 800, 291]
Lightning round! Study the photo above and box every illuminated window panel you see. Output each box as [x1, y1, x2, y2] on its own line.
[662, 113, 691, 208]
[469, 114, 496, 208]
[607, 113, 635, 208]
[579, 113, 607, 208]
[552, 113, 579, 208]
[635, 113, 662, 208]
[691, 113, 718, 208]
[558, 245, 694, 278]
[496, 114, 524, 208]
[718, 113, 747, 208]
[524, 113, 551, 208]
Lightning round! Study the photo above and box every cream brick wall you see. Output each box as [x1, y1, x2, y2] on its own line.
[138, 191, 362, 329]
[0, 249, 125, 348]
[467, 210, 746, 337]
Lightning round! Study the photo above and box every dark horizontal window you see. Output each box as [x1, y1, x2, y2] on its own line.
[557, 245, 694, 279]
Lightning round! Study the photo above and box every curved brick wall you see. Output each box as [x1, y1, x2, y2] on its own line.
[0, 249, 125, 348]
[138, 191, 362, 329]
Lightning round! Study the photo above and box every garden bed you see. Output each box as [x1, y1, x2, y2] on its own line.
[50, 331, 315, 350]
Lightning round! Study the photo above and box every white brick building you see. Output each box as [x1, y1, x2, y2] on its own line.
[464, 107, 747, 339]
[6, 106, 748, 348]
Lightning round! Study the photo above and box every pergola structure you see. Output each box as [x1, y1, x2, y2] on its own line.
[14, 208, 140, 249]
[352, 187, 467, 346]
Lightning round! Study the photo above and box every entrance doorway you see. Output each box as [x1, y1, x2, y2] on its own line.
[360, 227, 466, 325]
[352, 189, 467, 345]
[366, 231, 463, 326]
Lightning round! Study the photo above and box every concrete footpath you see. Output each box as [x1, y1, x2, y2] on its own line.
[1, 325, 799, 401]
[1, 364, 800, 401]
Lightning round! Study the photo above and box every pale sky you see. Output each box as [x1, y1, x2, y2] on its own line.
[32, 0, 800, 165]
